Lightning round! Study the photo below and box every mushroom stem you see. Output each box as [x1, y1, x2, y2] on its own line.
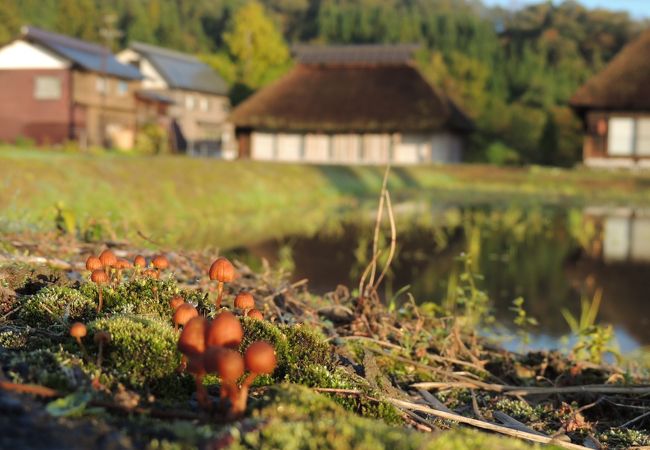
[153, 286, 159, 304]
[229, 384, 249, 418]
[96, 287, 103, 313]
[241, 372, 258, 390]
[215, 282, 224, 308]
[96, 341, 104, 368]
[75, 337, 87, 358]
[195, 375, 210, 410]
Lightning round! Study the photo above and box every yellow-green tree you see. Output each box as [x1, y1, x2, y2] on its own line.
[223, 1, 291, 100]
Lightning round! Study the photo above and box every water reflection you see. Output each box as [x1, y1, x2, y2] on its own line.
[230, 203, 650, 352]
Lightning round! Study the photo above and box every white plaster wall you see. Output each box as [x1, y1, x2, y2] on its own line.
[276, 133, 302, 161]
[361, 134, 390, 163]
[251, 132, 275, 160]
[304, 134, 330, 162]
[332, 134, 361, 163]
[394, 134, 426, 163]
[0, 40, 68, 69]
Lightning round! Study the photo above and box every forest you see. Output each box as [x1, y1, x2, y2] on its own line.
[0, 0, 647, 166]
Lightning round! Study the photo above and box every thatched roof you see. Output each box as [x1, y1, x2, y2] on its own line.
[231, 56, 472, 133]
[570, 29, 650, 111]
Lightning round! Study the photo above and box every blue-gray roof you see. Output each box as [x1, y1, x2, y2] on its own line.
[21, 26, 142, 80]
[130, 42, 228, 96]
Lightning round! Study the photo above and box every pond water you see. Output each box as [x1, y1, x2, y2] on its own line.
[228, 200, 650, 354]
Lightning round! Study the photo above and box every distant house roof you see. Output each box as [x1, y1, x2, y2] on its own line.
[129, 42, 228, 96]
[570, 29, 650, 111]
[293, 44, 419, 65]
[231, 46, 472, 133]
[136, 89, 175, 104]
[21, 26, 142, 80]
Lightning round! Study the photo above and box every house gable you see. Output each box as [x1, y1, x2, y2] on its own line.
[0, 40, 69, 70]
[116, 48, 168, 90]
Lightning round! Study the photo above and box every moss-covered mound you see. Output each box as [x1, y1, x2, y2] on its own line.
[87, 315, 187, 394]
[222, 384, 548, 450]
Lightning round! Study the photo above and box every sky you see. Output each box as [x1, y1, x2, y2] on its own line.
[482, 0, 650, 19]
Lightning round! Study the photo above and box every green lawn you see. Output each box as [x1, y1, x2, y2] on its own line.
[2, 146, 650, 248]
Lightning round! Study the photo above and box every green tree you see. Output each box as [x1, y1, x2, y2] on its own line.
[54, 0, 98, 42]
[223, 1, 291, 100]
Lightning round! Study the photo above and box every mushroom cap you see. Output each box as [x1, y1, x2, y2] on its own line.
[133, 255, 147, 268]
[152, 255, 169, 270]
[98, 249, 117, 267]
[178, 316, 208, 355]
[173, 303, 198, 327]
[247, 309, 264, 321]
[244, 341, 277, 375]
[234, 292, 255, 310]
[85, 256, 103, 271]
[208, 257, 235, 282]
[115, 258, 131, 270]
[186, 353, 206, 376]
[90, 269, 109, 284]
[205, 311, 243, 348]
[203, 346, 244, 382]
[70, 322, 87, 338]
[143, 269, 159, 279]
[93, 330, 111, 344]
[169, 295, 185, 311]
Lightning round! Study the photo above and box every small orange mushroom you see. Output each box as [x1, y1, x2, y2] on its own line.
[173, 303, 198, 331]
[143, 269, 159, 279]
[90, 269, 109, 313]
[231, 341, 277, 417]
[246, 309, 264, 321]
[234, 291, 255, 315]
[94, 331, 111, 368]
[205, 311, 243, 349]
[170, 295, 185, 312]
[152, 254, 169, 275]
[98, 249, 117, 268]
[177, 317, 209, 408]
[208, 257, 235, 309]
[70, 322, 87, 355]
[85, 256, 103, 272]
[134, 255, 146, 268]
[204, 346, 244, 402]
[114, 258, 131, 282]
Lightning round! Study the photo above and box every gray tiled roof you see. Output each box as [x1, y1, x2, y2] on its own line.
[21, 26, 142, 80]
[130, 42, 228, 95]
[292, 44, 420, 65]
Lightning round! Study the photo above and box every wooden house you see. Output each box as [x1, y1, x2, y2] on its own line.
[117, 43, 232, 156]
[570, 29, 650, 168]
[0, 26, 145, 149]
[230, 45, 473, 164]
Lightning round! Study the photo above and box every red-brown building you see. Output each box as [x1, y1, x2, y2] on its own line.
[0, 26, 143, 148]
[570, 29, 650, 168]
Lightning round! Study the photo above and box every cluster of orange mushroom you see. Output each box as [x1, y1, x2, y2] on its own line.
[76, 251, 276, 419]
[177, 311, 276, 418]
[84, 251, 170, 312]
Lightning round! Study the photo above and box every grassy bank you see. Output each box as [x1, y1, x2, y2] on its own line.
[2, 147, 650, 248]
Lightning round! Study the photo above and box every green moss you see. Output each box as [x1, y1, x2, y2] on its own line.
[493, 398, 541, 423]
[225, 384, 543, 450]
[599, 428, 650, 448]
[239, 318, 402, 423]
[85, 277, 179, 320]
[87, 315, 189, 396]
[3, 347, 88, 391]
[18, 285, 97, 327]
